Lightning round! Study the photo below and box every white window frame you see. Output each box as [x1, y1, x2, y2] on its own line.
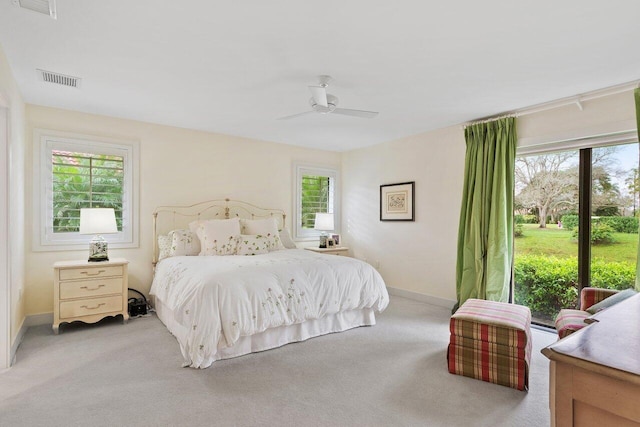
[32, 129, 139, 251]
[294, 163, 340, 241]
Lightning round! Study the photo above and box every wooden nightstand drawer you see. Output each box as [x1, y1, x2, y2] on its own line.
[59, 277, 123, 300]
[59, 295, 123, 319]
[53, 258, 129, 334]
[59, 265, 123, 281]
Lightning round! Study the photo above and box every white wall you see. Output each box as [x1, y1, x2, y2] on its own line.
[341, 90, 637, 305]
[20, 83, 639, 318]
[24, 105, 341, 317]
[342, 126, 466, 303]
[517, 91, 636, 149]
[0, 44, 26, 349]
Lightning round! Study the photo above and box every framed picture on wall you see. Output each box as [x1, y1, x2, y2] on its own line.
[380, 181, 415, 221]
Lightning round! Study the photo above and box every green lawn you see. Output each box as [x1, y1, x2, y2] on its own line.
[515, 224, 638, 263]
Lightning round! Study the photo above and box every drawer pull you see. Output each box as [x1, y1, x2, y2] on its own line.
[80, 284, 105, 291]
[80, 270, 106, 277]
[81, 303, 106, 310]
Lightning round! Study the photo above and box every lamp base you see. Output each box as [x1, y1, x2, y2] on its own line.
[88, 235, 110, 262]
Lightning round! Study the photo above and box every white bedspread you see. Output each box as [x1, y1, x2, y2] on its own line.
[150, 249, 389, 368]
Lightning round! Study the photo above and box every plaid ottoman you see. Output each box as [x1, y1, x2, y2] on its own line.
[448, 299, 532, 391]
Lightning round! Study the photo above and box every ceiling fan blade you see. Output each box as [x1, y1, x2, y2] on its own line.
[308, 86, 328, 107]
[277, 111, 316, 120]
[332, 108, 379, 118]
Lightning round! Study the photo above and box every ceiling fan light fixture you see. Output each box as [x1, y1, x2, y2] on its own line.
[278, 75, 379, 120]
[11, 0, 57, 19]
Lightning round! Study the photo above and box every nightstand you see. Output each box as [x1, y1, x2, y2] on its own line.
[304, 246, 350, 256]
[53, 258, 129, 334]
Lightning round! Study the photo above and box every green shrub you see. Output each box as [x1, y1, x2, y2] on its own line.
[590, 258, 636, 290]
[561, 214, 638, 234]
[597, 216, 639, 234]
[514, 254, 636, 321]
[514, 223, 523, 237]
[515, 214, 537, 224]
[561, 214, 579, 230]
[514, 255, 579, 321]
[571, 224, 615, 244]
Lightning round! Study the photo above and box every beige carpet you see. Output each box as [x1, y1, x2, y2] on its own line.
[0, 296, 555, 426]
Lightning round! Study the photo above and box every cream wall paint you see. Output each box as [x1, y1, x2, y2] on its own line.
[25, 105, 341, 316]
[0, 45, 26, 347]
[342, 126, 466, 302]
[341, 90, 637, 304]
[518, 91, 637, 149]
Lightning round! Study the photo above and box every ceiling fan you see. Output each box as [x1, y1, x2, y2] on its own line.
[278, 75, 379, 120]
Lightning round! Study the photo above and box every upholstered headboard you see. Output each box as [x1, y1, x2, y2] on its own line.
[152, 198, 286, 265]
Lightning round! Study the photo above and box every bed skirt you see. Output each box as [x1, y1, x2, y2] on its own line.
[153, 296, 377, 367]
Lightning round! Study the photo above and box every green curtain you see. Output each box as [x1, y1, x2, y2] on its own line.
[455, 117, 517, 310]
[635, 88, 640, 290]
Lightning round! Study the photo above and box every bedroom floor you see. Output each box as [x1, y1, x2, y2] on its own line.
[1, 296, 555, 427]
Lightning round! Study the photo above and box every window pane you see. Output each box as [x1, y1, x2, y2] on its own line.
[301, 175, 331, 229]
[52, 150, 124, 232]
[514, 150, 580, 326]
[590, 144, 638, 292]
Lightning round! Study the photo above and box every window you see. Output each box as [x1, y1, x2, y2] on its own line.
[294, 164, 339, 240]
[514, 136, 638, 326]
[33, 130, 139, 250]
[52, 150, 124, 232]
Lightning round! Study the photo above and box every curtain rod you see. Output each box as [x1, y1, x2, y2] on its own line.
[463, 79, 640, 128]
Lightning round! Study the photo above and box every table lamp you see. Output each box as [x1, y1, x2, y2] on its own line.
[79, 208, 118, 262]
[314, 212, 334, 248]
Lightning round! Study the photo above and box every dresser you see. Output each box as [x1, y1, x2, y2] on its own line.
[53, 258, 129, 334]
[304, 246, 350, 256]
[542, 293, 640, 426]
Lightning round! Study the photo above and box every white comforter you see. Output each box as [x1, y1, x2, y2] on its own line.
[150, 249, 389, 368]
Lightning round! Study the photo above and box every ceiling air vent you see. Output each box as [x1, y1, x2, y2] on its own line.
[37, 69, 82, 89]
[11, 0, 57, 19]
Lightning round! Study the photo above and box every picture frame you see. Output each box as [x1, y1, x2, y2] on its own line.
[331, 234, 341, 246]
[380, 181, 415, 221]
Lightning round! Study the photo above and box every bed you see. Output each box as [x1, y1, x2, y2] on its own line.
[149, 199, 389, 368]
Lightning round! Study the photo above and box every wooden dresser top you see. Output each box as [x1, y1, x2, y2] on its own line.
[542, 293, 640, 383]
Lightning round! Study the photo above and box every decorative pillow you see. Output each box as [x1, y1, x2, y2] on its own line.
[278, 228, 297, 249]
[158, 234, 172, 260]
[169, 229, 200, 256]
[240, 218, 284, 251]
[237, 234, 270, 256]
[585, 288, 637, 314]
[195, 218, 241, 256]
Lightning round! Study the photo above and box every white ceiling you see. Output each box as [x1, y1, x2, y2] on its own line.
[1, 1, 639, 152]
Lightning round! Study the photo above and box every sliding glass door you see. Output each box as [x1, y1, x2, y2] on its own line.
[514, 142, 638, 326]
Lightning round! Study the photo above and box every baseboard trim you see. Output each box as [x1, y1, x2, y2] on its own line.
[10, 317, 27, 366]
[387, 287, 456, 310]
[25, 312, 53, 327]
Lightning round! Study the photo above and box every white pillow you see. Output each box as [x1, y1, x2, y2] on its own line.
[278, 228, 297, 249]
[237, 234, 270, 256]
[158, 234, 172, 260]
[240, 218, 284, 251]
[169, 229, 200, 256]
[195, 218, 241, 256]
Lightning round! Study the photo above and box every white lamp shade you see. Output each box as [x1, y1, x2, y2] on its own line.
[79, 208, 118, 235]
[314, 212, 334, 231]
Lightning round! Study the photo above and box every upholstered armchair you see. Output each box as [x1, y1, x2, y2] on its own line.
[554, 287, 619, 339]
